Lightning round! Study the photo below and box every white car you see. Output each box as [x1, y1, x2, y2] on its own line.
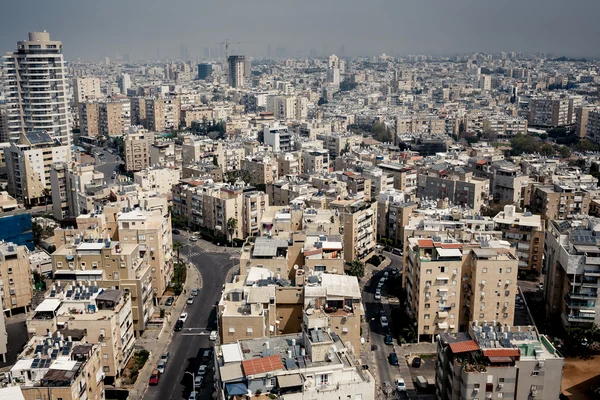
[179, 313, 189, 323]
[209, 331, 218, 341]
[375, 290, 382, 300]
[189, 236, 198, 242]
[197, 364, 208, 376]
[396, 378, 406, 392]
[189, 391, 198, 400]
[380, 316, 389, 328]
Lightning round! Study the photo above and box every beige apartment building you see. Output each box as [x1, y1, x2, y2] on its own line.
[0, 242, 33, 314]
[276, 152, 302, 177]
[181, 135, 215, 165]
[241, 155, 278, 185]
[330, 199, 378, 264]
[133, 167, 181, 195]
[79, 102, 100, 137]
[50, 163, 106, 220]
[74, 76, 101, 104]
[378, 164, 418, 195]
[214, 142, 245, 173]
[396, 114, 445, 134]
[529, 95, 581, 127]
[493, 205, 544, 273]
[26, 286, 134, 380]
[241, 191, 269, 238]
[417, 167, 490, 212]
[302, 149, 330, 174]
[406, 236, 517, 342]
[10, 334, 105, 400]
[527, 183, 590, 221]
[124, 127, 153, 172]
[51, 238, 153, 335]
[147, 95, 181, 131]
[100, 99, 131, 137]
[339, 171, 371, 200]
[180, 107, 213, 128]
[5, 131, 71, 207]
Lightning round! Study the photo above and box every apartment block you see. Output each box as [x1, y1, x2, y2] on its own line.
[406, 237, 517, 342]
[50, 163, 106, 220]
[396, 114, 445, 135]
[149, 140, 178, 166]
[302, 149, 330, 174]
[377, 189, 416, 246]
[586, 108, 600, 144]
[330, 200, 377, 264]
[417, 166, 490, 212]
[489, 162, 529, 204]
[51, 236, 153, 335]
[180, 107, 213, 128]
[528, 183, 590, 221]
[79, 102, 100, 137]
[529, 95, 580, 127]
[181, 135, 215, 165]
[436, 323, 563, 400]
[241, 191, 269, 238]
[133, 167, 181, 195]
[124, 127, 153, 172]
[277, 152, 302, 177]
[214, 142, 246, 173]
[378, 163, 418, 195]
[99, 99, 131, 136]
[5, 131, 71, 206]
[544, 218, 600, 329]
[575, 105, 596, 138]
[338, 171, 371, 200]
[0, 241, 33, 314]
[74, 76, 101, 104]
[264, 123, 292, 153]
[26, 286, 134, 380]
[241, 155, 278, 185]
[214, 332, 374, 400]
[493, 205, 544, 272]
[9, 334, 105, 400]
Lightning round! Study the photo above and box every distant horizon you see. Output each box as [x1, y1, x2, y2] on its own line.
[1, 0, 600, 62]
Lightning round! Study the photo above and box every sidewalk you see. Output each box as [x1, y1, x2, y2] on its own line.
[126, 264, 202, 400]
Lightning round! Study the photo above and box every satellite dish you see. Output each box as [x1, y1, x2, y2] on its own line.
[293, 264, 299, 270]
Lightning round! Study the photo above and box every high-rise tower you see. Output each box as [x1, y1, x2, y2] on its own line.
[228, 55, 246, 88]
[2, 32, 71, 144]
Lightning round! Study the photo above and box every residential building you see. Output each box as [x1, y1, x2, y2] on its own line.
[417, 166, 490, 212]
[493, 205, 544, 273]
[0, 241, 33, 314]
[406, 237, 517, 342]
[124, 127, 152, 172]
[529, 95, 580, 127]
[330, 200, 377, 264]
[3, 32, 71, 144]
[435, 323, 563, 400]
[576, 105, 596, 138]
[378, 164, 418, 195]
[482, 116, 528, 138]
[528, 183, 590, 221]
[9, 334, 105, 400]
[302, 149, 329, 174]
[50, 163, 106, 220]
[5, 131, 71, 206]
[228, 55, 246, 88]
[99, 99, 131, 136]
[544, 218, 600, 329]
[74, 77, 101, 104]
[276, 152, 302, 177]
[264, 123, 292, 153]
[241, 190, 269, 238]
[78, 102, 100, 137]
[377, 189, 416, 245]
[338, 171, 371, 200]
[241, 155, 278, 185]
[489, 161, 529, 204]
[133, 167, 181, 195]
[213, 332, 374, 400]
[26, 286, 134, 380]
[586, 108, 600, 144]
[197, 63, 213, 80]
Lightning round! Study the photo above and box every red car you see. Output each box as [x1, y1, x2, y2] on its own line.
[149, 369, 160, 385]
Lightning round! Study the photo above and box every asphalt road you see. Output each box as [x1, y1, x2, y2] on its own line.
[145, 237, 236, 400]
[90, 146, 121, 180]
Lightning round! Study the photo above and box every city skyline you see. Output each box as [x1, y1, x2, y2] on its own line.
[1, 0, 600, 60]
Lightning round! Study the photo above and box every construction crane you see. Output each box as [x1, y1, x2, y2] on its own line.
[215, 39, 248, 61]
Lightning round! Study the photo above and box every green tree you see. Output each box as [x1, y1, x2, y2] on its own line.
[347, 260, 365, 279]
[226, 217, 238, 247]
[173, 241, 184, 263]
[317, 97, 328, 106]
[32, 222, 44, 246]
[559, 146, 572, 159]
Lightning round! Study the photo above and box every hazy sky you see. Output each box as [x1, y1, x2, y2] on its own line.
[1, 0, 599, 60]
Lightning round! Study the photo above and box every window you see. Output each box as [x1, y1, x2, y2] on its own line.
[426, 269, 432, 274]
[424, 325, 430, 330]
[319, 374, 329, 385]
[138, 234, 146, 241]
[474, 384, 480, 389]
[440, 266, 446, 273]
[103, 366, 110, 372]
[228, 327, 235, 333]
[532, 371, 539, 376]
[7, 268, 12, 274]
[499, 268, 502, 273]
[498, 378, 505, 383]
[497, 394, 503, 398]
[450, 314, 455, 319]
[80, 262, 86, 268]
[482, 268, 488, 273]
[315, 265, 325, 272]
[424, 314, 430, 319]
[507, 267, 512, 273]
[103, 354, 108, 359]
[101, 342, 107, 347]
[424, 303, 430, 309]
[479, 313, 484, 318]
[247, 327, 253, 335]
[57, 262, 62, 269]
[268, 377, 277, 386]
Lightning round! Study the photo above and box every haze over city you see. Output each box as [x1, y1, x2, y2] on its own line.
[1, 0, 600, 60]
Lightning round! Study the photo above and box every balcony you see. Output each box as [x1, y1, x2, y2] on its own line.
[567, 313, 596, 323]
[586, 255, 600, 265]
[567, 291, 598, 300]
[585, 269, 600, 277]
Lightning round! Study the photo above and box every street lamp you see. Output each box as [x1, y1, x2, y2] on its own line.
[185, 371, 196, 396]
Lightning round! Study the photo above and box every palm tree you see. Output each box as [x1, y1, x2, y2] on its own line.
[226, 217, 238, 247]
[173, 240, 183, 263]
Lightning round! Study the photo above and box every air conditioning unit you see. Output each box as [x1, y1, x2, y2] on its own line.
[498, 383, 504, 389]
[531, 390, 538, 398]
[538, 361, 545, 368]
[474, 388, 479, 393]
[481, 280, 486, 285]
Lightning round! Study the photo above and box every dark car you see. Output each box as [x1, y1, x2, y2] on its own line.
[389, 353, 399, 366]
[174, 320, 184, 331]
[384, 334, 393, 345]
[165, 297, 174, 306]
[412, 356, 422, 368]
[172, 229, 181, 235]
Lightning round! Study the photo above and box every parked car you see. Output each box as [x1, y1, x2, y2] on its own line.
[537, 283, 544, 290]
[189, 236, 198, 242]
[157, 361, 165, 374]
[174, 320, 184, 331]
[149, 369, 160, 385]
[396, 378, 406, 392]
[189, 391, 198, 400]
[383, 271, 389, 278]
[187, 296, 195, 305]
[172, 229, 181, 235]
[194, 375, 204, 387]
[380, 316, 389, 328]
[179, 313, 189, 323]
[202, 349, 212, 361]
[391, 268, 400, 275]
[384, 334, 393, 345]
[160, 353, 169, 364]
[412, 356, 422, 368]
[392, 248, 402, 256]
[415, 375, 428, 389]
[191, 288, 199, 296]
[165, 297, 174, 306]
[389, 353, 399, 366]
[197, 364, 208, 375]
[374, 290, 381, 300]
[209, 331, 218, 341]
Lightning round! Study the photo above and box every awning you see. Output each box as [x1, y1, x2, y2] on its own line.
[437, 322, 448, 329]
[35, 299, 61, 313]
[220, 363, 244, 382]
[438, 288, 448, 293]
[580, 309, 596, 315]
[277, 374, 303, 388]
[225, 382, 248, 397]
[436, 248, 462, 258]
[437, 311, 448, 318]
[436, 275, 449, 281]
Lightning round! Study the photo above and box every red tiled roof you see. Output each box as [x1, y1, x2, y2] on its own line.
[439, 243, 463, 249]
[304, 249, 322, 256]
[476, 160, 487, 165]
[242, 355, 284, 376]
[482, 349, 520, 358]
[418, 239, 434, 248]
[449, 340, 480, 354]
[343, 171, 355, 177]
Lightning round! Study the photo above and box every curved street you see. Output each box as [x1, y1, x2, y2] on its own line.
[145, 235, 237, 400]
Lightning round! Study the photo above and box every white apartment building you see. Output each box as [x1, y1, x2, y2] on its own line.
[3, 32, 71, 144]
[74, 77, 101, 104]
[264, 122, 291, 153]
[133, 167, 181, 195]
